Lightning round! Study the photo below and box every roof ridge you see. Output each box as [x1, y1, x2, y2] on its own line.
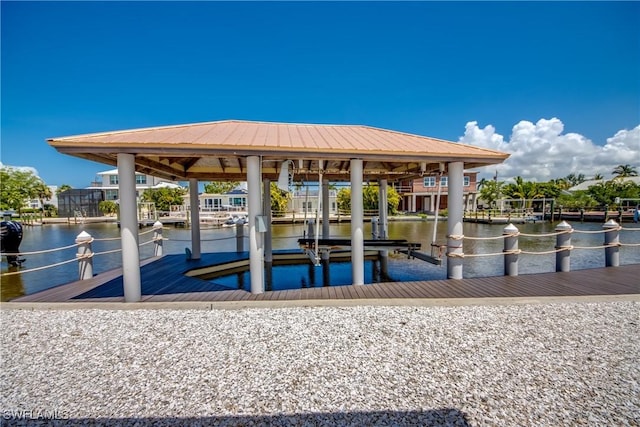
[48, 119, 353, 140]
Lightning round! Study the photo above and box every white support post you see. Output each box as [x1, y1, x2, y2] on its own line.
[247, 156, 264, 294]
[189, 178, 201, 260]
[117, 153, 141, 302]
[264, 178, 272, 264]
[351, 159, 364, 285]
[447, 162, 464, 280]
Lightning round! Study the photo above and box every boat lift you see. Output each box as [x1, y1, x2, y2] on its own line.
[297, 238, 438, 266]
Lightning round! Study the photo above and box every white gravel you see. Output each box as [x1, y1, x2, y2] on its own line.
[1, 302, 639, 426]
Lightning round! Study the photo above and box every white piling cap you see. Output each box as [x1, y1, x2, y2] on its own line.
[555, 220, 572, 231]
[603, 219, 619, 228]
[153, 221, 163, 228]
[503, 223, 519, 233]
[75, 230, 92, 242]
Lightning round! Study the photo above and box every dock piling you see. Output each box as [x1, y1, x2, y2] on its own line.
[603, 220, 620, 267]
[76, 231, 93, 280]
[503, 223, 519, 276]
[153, 221, 163, 257]
[555, 221, 573, 272]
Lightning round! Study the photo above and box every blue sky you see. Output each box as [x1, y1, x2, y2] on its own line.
[2, 1, 639, 187]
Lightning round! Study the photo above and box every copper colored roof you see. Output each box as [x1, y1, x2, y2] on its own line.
[48, 120, 509, 181]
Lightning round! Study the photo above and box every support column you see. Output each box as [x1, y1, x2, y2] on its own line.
[247, 156, 264, 293]
[264, 178, 272, 263]
[379, 179, 389, 278]
[379, 179, 388, 239]
[351, 159, 364, 285]
[447, 162, 464, 279]
[322, 179, 330, 239]
[189, 178, 201, 260]
[322, 178, 330, 261]
[117, 153, 141, 302]
[264, 178, 273, 291]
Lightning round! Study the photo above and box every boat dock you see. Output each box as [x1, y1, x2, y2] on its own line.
[9, 253, 639, 304]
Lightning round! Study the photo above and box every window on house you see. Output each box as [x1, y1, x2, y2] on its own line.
[109, 175, 118, 185]
[423, 176, 436, 187]
[464, 176, 470, 187]
[303, 201, 313, 212]
[440, 177, 448, 187]
[232, 197, 246, 207]
[105, 189, 119, 200]
[136, 175, 147, 185]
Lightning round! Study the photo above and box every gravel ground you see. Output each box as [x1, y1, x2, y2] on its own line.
[1, 302, 639, 426]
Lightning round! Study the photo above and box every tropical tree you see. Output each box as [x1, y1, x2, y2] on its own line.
[537, 181, 562, 199]
[502, 176, 544, 209]
[269, 183, 291, 217]
[587, 180, 640, 207]
[592, 173, 604, 180]
[204, 181, 239, 194]
[562, 173, 585, 188]
[336, 187, 351, 211]
[99, 200, 118, 216]
[140, 187, 188, 212]
[56, 184, 73, 194]
[0, 166, 47, 214]
[478, 179, 503, 209]
[612, 164, 638, 178]
[336, 185, 400, 214]
[34, 181, 53, 216]
[556, 191, 598, 211]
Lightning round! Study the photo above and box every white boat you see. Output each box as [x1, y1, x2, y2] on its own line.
[221, 212, 248, 227]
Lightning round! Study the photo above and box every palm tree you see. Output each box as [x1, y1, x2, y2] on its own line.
[592, 173, 604, 180]
[33, 181, 52, 217]
[612, 164, 638, 178]
[508, 176, 544, 209]
[564, 173, 585, 188]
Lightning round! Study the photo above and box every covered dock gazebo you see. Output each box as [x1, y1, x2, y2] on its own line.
[48, 120, 509, 302]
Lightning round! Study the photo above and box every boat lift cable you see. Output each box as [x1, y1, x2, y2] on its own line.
[430, 163, 445, 262]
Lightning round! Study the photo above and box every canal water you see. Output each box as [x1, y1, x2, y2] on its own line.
[2, 220, 639, 300]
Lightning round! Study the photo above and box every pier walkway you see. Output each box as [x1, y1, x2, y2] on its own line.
[9, 252, 640, 303]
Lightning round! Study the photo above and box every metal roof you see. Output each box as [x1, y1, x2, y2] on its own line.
[48, 119, 509, 182]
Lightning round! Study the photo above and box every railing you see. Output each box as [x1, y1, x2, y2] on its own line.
[0, 222, 256, 282]
[1, 219, 638, 284]
[439, 219, 640, 276]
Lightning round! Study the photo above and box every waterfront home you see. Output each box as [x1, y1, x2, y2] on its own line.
[89, 169, 180, 201]
[395, 171, 479, 213]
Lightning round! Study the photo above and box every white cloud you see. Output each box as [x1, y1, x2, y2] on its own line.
[460, 118, 640, 182]
[0, 161, 40, 177]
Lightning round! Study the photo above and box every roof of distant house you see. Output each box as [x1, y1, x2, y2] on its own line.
[568, 176, 640, 191]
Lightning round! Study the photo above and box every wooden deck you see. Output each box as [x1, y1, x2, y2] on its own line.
[10, 251, 640, 304]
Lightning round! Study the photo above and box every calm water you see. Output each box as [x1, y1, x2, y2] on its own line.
[2, 220, 639, 300]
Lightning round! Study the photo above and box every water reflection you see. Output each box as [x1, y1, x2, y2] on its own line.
[0, 265, 25, 301]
